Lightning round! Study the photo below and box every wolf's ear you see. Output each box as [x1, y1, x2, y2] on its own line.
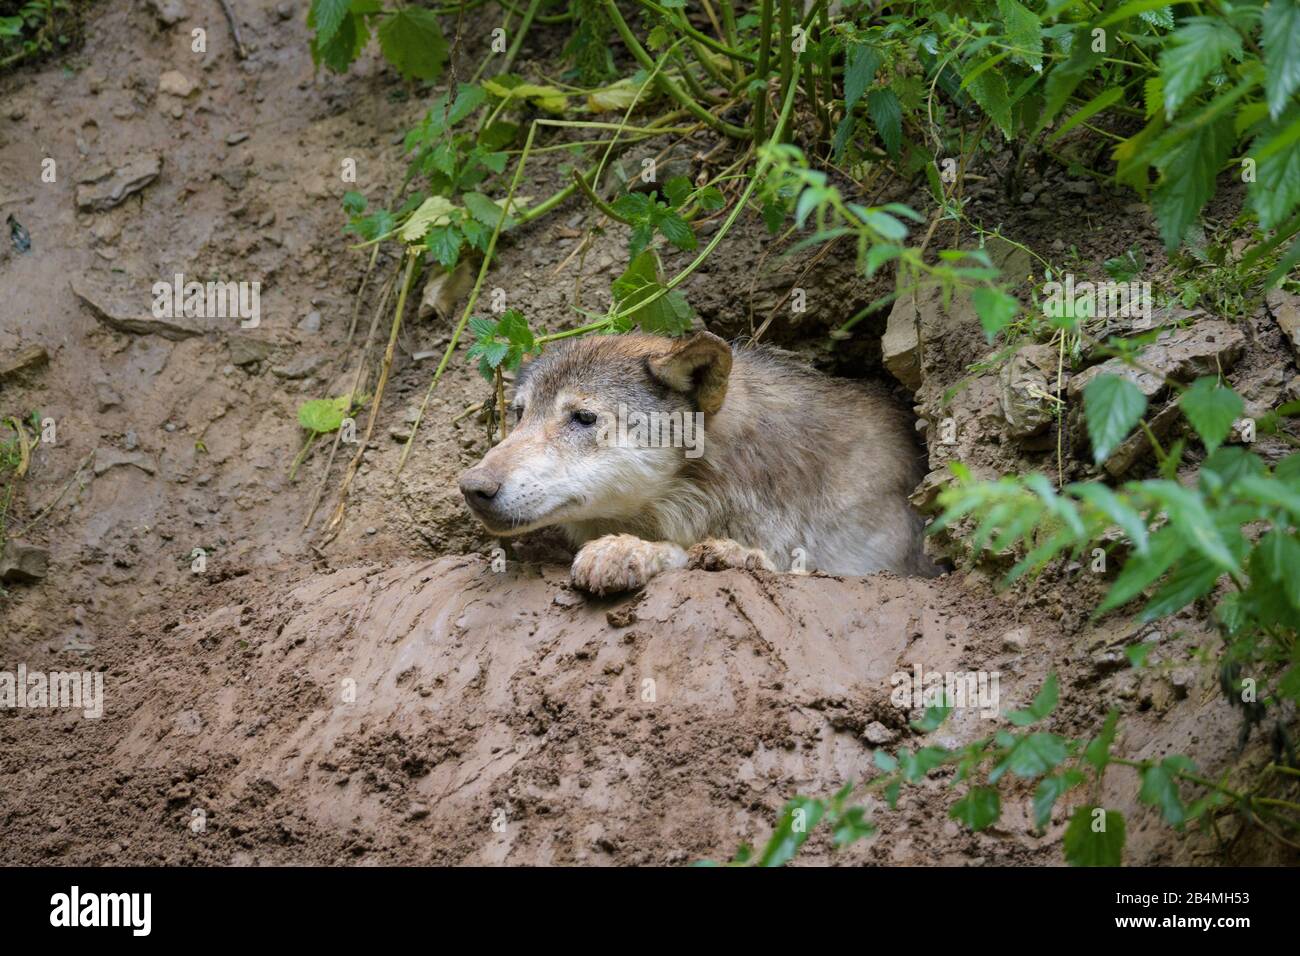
[647, 332, 733, 413]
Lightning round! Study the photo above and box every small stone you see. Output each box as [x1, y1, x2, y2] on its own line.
[93, 448, 157, 476]
[226, 131, 250, 145]
[1001, 627, 1030, 652]
[364, 527, 377, 536]
[863, 721, 897, 745]
[270, 355, 326, 380]
[74, 155, 162, 213]
[147, 0, 188, 25]
[228, 336, 271, 367]
[298, 310, 321, 333]
[1019, 191, 1036, 204]
[95, 382, 122, 411]
[0, 540, 49, 584]
[158, 70, 197, 98]
[0, 345, 49, 381]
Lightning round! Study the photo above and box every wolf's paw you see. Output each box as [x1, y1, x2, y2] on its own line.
[571, 534, 688, 595]
[687, 538, 777, 572]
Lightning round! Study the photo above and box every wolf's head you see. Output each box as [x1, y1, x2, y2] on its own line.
[458, 331, 731, 535]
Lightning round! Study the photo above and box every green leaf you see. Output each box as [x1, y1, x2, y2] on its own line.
[1250, 107, 1300, 230]
[1139, 760, 1187, 826]
[997, 0, 1043, 72]
[1152, 115, 1236, 250]
[757, 797, 825, 867]
[1070, 483, 1150, 554]
[1064, 806, 1125, 866]
[662, 176, 692, 207]
[844, 43, 882, 113]
[377, 8, 449, 81]
[866, 88, 903, 158]
[950, 787, 1001, 831]
[899, 746, 951, 782]
[1008, 673, 1060, 726]
[656, 210, 697, 251]
[1084, 373, 1147, 463]
[400, 195, 457, 243]
[310, 0, 352, 45]
[1034, 770, 1085, 829]
[1262, 0, 1300, 120]
[967, 68, 1015, 139]
[1001, 732, 1068, 780]
[1178, 377, 1243, 453]
[425, 225, 462, 268]
[462, 191, 515, 231]
[1096, 525, 1186, 615]
[1083, 710, 1120, 772]
[612, 249, 695, 335]
[1037, 29, 1102, 133]
[297, 395, 350, 433]
[972, 287, 1019, 340]
[1159, 17, 1243, 120]
[1140, 552, 1220, 620]
[831, 807, 876, 846]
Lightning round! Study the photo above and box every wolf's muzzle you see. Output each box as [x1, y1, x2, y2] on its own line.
[458, 467, 502, 516]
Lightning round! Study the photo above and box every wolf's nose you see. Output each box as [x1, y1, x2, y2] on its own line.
[459, 469, 501, 503]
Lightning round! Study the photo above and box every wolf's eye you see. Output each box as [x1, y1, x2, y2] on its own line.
[513, 403, 525, 421]
[571, 410, 598, 427]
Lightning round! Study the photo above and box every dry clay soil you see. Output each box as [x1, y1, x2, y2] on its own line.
[0, 0, 1294, 865]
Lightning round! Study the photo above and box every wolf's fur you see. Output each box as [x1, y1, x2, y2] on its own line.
[458, 332, 938, 592]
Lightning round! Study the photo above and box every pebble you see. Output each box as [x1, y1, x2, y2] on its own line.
[298, 310, 321, 333]
[158, 70, 197, 98]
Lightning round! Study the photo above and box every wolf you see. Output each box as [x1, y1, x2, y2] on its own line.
[458, 331, 939, 594]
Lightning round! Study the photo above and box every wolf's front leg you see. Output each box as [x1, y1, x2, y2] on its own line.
[571, 534, 688, 595]
[687, 538, 777, 572]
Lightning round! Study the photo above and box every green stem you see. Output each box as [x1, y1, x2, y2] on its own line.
[755, 0, 773, 140]
[631, 0, 756, 64]
[778, 0, 793, 142]
[398, 121, 541, 474]
[604, 0, 752, 139]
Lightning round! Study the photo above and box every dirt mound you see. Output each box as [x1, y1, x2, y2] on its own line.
[3, 553, 1281, 865]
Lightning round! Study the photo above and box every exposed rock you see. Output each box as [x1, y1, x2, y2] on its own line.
[884, 237, 1033, 393]
[227, 335, 272, 366]
[1001, 627, 1031, 652]
[93, 448, 158, 476]
[863, 721, 897, 745]
[0, 345, 49, 381]
[1267, 289, 1300, 358]
[271, 354, 326, 380]
[999, 343, 1061, 439]
[297, 310, 321, 333]
[0, 540, 49, 584]
[908, 468, 955, 514]
[147, 0, 188, 25]
[881, 293, 923, 391]
[75, 155, 162, 212]
[95, 382, 122, 411]
[1102, 401, 1181, 478]
[71, 277, 203, 340]
[158, 71, 197, 98]
[1068, 320, 1246, 401]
